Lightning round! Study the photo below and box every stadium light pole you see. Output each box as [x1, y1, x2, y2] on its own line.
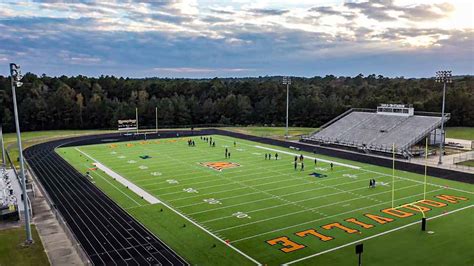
[155, 107, 158, 133]
[283, 76, 291, 139]
[435, 70, 452, 165]
[135, 107, 139, 134]
[10, 63, 33, 244]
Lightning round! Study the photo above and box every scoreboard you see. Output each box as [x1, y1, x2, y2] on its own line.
[118, 119, 137, 131]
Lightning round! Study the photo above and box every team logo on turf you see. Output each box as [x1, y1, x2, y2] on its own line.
[200, 162, 240, 171]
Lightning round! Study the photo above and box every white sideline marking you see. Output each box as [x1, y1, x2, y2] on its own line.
[75, 148, 161, 204]
[283, 204, 474, 265]
[254, 145, 360, 170]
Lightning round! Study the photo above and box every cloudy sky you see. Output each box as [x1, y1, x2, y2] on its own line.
[0, 0, 473, 78]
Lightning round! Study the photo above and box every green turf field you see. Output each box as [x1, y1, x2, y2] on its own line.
[58, 135, 473, 265]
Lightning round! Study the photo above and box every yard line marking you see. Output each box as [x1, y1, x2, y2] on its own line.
[75, 147, 161, 204]
[361, 168, 474, 195]
[254, 145, 360, 169]
[169, 142, 384, 218]
[168, 164, 373, 203]
[200, 177, 397, 224]
[283, 204, 474, 265]
[217, 183, 421, 233]
[177, 173, 379, 209]
[194, 175, 391, 216]
[231, 187, 445, 243]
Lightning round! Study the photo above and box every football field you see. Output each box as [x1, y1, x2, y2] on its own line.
[58, 135, 473, 265]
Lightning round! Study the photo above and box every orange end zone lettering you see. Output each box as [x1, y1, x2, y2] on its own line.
[403, 204, 431, 213]
[435, 194, 469, 204]
[266, 237, 305, 253]
[381, 208, 414, 218]
[295, 229, 333, 242]
[345, 218, 374, 229]
[321, 222, 359, 234]
[364, 214, 394, 224]
[418, 199, 447, 208]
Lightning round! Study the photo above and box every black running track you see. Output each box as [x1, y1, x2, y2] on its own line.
[24, 133, 191, 266]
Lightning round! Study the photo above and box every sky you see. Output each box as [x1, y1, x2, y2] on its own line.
[0, 0, 473, 78]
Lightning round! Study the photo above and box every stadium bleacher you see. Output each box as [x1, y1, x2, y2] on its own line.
[303, 105, 448, 157]
[0, 167, 19, 219]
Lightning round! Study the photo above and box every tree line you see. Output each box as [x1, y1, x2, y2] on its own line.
[0, 74, 472, 132]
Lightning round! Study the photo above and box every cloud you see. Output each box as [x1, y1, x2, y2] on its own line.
[247, 8, 289, 16]
[0, 1, 471, 77]
[344, 0, 454, 22]
[209, 8, 235, 15]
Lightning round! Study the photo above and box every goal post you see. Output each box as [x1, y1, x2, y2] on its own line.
[389, 139, 430, 230]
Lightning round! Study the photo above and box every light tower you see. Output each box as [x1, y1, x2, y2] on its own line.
[283, 76, 291, 139]
[10, 63, 33, 244]
[435, 70, 452, 165]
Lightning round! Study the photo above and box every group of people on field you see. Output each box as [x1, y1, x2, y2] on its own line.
[265, 153, 278, 160]
[200, 136, 216, 147]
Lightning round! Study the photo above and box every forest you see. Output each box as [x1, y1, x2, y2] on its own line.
[0, 74, 472, 132]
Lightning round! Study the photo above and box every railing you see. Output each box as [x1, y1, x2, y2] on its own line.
[402, 113, 450, 151]
[452, 151, 474, 171]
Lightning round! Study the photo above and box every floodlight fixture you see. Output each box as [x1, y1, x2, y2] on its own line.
[282, 76, 291, 138]
[435, 70, 452, 165]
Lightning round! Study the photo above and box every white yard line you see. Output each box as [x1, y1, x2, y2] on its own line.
[75, 148, 161, 204]
[283, 204, 474, 265]
[216, 183, 421, 233]
[231, 187, 445, 243]
[177, 173, 378, 209]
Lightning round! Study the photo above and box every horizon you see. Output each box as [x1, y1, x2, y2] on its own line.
[1, 71, 473, 80]
[0, 1, 473, 78]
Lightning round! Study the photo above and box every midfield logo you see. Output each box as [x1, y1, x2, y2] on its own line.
[200, 162, 241, 171]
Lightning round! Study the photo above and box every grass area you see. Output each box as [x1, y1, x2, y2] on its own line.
[223, 126, 317, 140]
[446, 127, 474, 140]
[0, 226, 49, 266]
[59, 135, 473, 265]
[457, 160, 474, 167]
[1, 129, 114, 167]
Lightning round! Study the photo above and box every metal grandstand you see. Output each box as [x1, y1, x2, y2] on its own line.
[302, 104, 449, 158]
